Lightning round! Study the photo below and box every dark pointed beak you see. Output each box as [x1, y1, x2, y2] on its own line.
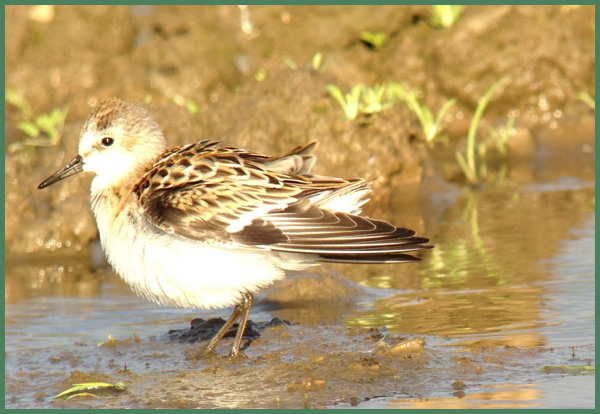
[38, 155, 84, 189]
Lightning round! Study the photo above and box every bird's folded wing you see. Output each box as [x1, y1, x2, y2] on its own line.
[135, 140, 352, 245]
[135, 140, 431, 262]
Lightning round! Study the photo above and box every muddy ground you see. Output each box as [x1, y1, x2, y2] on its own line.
[4, 5, 596, 409]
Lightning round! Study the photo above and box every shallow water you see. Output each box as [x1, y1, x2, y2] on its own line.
[5, 172, 594, 409]
[4, 4, 595, 409]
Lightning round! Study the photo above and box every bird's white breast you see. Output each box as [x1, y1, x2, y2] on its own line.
[90, 189, 294, 309]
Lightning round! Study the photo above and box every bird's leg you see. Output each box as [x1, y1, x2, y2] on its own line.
[202, 301, 243, 356]
[229, 292, 254, 358]
[201, 291, 254, 358]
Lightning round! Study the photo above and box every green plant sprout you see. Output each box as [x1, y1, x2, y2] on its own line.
[185, 99, 200, 115]
[359, 30, 388, 50]
[388, 83, 455, 145]
[455, 79, 504, 185]
[6, 89, 68, 153]
[428, 5, 465, 28]
[281, 55, 297, 70]
[327, 84, 363, 120]
[254, 69, 267, 82]
[487, 115, 515, 156]
[360, 83, 388, 115]
[168, 95, 202, 115]
[54, 381, 128, 400]
[282, 52, 327, 74]
[311, 52, 323, 73]
[5, 88, 32, 118]
[577, 92, 595, 110]
[327, 83, 397, 120]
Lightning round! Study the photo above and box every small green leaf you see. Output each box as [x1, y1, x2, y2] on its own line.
[359, 30, 388, 50]
[254, 69, 267, 82]
[185, 99, 200, 115]
[327, 84, 346, 108]
[327, 84, 362, 120]
[16, 121, 40, 138]
[311, 52, 323, 72]
[577, 92, 595, 110]
[456, 151, 478, 185]
[281, 56, 297, 71]
[429, 5, 464, 29]
[54, 381, 128, 400]
[5, 89, 32, 117]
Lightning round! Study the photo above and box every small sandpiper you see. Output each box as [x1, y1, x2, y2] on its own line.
[38, 98, 432, 357]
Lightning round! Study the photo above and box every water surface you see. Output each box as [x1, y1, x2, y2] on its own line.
[5, 174, 594, 409]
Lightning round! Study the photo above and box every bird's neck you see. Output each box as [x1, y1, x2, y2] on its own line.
[89, 152, 157, 224]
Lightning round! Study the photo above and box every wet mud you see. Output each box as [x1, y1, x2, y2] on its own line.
[5, 5, 595, 409]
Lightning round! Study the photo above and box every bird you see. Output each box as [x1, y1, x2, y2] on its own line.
[38, 98, 432, 358]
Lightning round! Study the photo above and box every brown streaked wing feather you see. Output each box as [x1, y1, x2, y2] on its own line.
[135, 141, 313, 245]
[134, 139, 431, 262]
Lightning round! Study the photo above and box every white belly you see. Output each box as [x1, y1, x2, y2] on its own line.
[94, 201, 295, 309]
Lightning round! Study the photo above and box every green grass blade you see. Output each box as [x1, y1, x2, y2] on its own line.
[465, 80, 504, 177]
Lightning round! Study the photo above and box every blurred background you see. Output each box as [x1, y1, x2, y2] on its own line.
[5, 5, 595, 409]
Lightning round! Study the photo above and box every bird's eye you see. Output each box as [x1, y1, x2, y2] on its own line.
[101, 137, 114, 147]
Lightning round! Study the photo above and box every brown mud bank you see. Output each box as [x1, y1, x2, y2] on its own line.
[5, 5, 595, 409]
